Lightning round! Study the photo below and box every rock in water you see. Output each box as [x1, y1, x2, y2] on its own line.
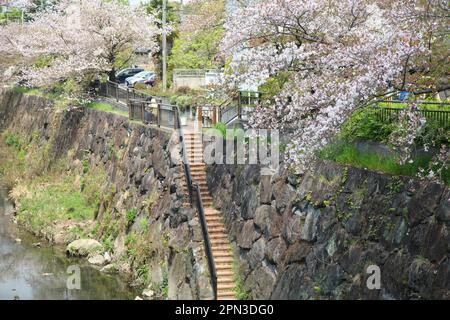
[142, 288, 155, 298]
[100, 264, 118, 274]
[88, 254, 106, 266]
[67, 239, 103, 257]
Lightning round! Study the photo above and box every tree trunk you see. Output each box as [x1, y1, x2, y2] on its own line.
[109, 68, 116, 82]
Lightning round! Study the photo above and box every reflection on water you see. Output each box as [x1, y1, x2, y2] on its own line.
[0, 189, 137, 300]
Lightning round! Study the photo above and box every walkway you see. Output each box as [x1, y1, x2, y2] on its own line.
[182, 118, 236, 300]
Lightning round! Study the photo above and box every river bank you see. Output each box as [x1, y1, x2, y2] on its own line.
[0, 188, 139, 300]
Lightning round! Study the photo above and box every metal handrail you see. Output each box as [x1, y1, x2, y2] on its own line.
[376, 99, 450, 106]
[193, 183, 218, 300]
[174, 104, 218, 300]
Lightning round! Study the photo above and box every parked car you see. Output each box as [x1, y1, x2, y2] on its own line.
[125, 71, 157, 88]
[115, 67, 144, 84]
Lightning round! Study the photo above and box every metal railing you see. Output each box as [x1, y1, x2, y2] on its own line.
[99, 81, 218, 299]
[174, 104, 218, 300]
[373, 100, 450, 127]
[128, 99, 177, 129]
[220, 105, 239, 125]
[100, 81, 152, 105]
[239, 91, 266, 106]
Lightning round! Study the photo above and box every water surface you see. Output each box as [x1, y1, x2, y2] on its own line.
[0, 189, 138, 300]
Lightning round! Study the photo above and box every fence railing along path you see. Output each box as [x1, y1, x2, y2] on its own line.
[373, 100, 450, 127]
[98, 81, 219, 299]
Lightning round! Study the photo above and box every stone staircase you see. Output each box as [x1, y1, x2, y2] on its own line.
[183, 132, 236, 300]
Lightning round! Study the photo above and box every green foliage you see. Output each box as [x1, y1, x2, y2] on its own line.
[414, 119, 450, 148]
[215, 122, 227, 137]
[85, 102, 128, 117]
[5, 132, 24, 150]
[341, 108, 397, 142]
[126, 209, 137, 227]
[169, 27, 224, 70]
[319, 142, 449, 185]
[140, 218, 149, 231]
[137, 265, 150, 285]
[258, 71, 291, 97]
[340, 106, 449, 148]
[155, 273, 169, 298]
[102, 236, 114, 252]
[17, 175, 98, 234]
[34, 55, 54, 69]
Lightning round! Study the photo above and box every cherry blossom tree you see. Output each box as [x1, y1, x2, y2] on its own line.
[221, 0, 449, 172]
[0, 0, 160, 87]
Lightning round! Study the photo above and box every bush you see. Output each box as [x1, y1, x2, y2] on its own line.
[126, 209, 137, 227]
[175, 86, 192, 95]
[415, 120, 450, 148]
[340, 108, 396, 142]
[215, 122, 227, 137]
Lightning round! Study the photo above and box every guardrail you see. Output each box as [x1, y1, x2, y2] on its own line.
[128, 99, 177, 129]
[373, 100, 450, 127]
[100, 81, 152, 105]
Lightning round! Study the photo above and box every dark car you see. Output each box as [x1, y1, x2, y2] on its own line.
[125, 71, 157, 88]
[115, 67, 144, 84]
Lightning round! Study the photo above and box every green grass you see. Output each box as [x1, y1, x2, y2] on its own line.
[85, 102, 128, 117]
[377, 101, 450, 111]
[320, 143, 450, 186]
[12, 86, 74, 109]
[126, 208, 137, 227]
[17, 175, 97, 233]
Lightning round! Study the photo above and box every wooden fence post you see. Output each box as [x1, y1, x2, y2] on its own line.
[128, 100, 132, 120]
[213, 107, 217, 126]
[115, 84, 119, 102]
[173, 107, 177, 129]
[157, 100, 161, 128]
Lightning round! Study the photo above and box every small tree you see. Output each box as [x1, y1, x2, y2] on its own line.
[0, 0, 160, 86]
[221, 0, 449, 172]
[169, 0, 226, 70]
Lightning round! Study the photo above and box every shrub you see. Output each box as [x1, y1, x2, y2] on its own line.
[126, 209, 137, 227]
[340, 108, 396, 142]
[215, 122, 227, 137]
[175, 86, 192, 95]
[415, 120, 450, 148]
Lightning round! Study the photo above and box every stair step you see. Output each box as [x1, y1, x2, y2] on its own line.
[216, 264, 233, 270]
[191, 173, 206, 177]
[205, 215, 220, 219]
[208, 222, 225, 227]
[217, 270, 234, 277]
[217, 277, 235, 283]
[209, 228, 226, 234]
[210, 238, 229, 245]
[214, 253, 233, 260]
[211, 233, 227, 239]
[212, 246, 231, 252]
[215, 256, 234, 263]
[217, 283, 235, 290]
[217, 297, 236, 300]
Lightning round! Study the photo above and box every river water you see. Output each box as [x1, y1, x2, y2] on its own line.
[0, 189, 138, 300]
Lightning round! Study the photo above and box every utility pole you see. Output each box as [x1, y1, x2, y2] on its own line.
[162, 0, 167, 92]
